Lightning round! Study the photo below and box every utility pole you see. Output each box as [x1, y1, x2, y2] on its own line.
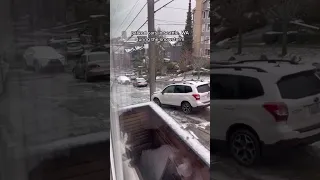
[148, 0, 156, 101]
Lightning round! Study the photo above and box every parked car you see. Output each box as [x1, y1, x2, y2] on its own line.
[72, 51, 109, 82]
[151, 81, 210, 114]
[23, 46, 66, 72]
[211, 59, 320, 166]
[66, 40, 84, 57]
[116, 76, 131, 84]
[129, 75, 137, 80]
[133, 77, 148, 87]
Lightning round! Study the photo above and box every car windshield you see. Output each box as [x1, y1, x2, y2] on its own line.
[88, 53, 109, 61]
[67, 42, 81, 47]
[137, 78, 146, 82]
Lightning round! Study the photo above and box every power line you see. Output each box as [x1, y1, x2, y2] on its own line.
[113, 0, 178, 53]
[154, 0, 175, 13]
[122, 2, 147, 35]
[115, 0, 142, 33]
[155, 19, 185, 23]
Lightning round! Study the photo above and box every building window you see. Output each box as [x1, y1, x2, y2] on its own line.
[205, 49, 210, 56]
[200, 48, 203, 56]
[201, 36, 204, 42]
[202, 24, 205, 32]
[205, 36, 210, 44]
[206, 10, 209, 19]
[208, 1, 210, 8]
[207, 23, 210, 31]
[202, 11, 206, 19]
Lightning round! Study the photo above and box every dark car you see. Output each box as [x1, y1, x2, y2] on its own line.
[72, 51, 109, 82]
[133, 77, 148, 87]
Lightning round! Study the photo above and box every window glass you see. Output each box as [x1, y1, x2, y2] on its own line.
[197, 84, 210, 93]
[211, 74, 263, 99]
[174, 85, 186, 93]
[163, 85, 175, 93]
[278, 70, 320, 99]
[185, 86, 193, 93]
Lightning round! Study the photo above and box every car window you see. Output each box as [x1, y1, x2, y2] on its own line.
[197, 84, 210, 93]
[67, 42, 81, 47]
[174, 85, 186, 93]
[277, 70, 320, 99]
[211, 74, 263, 99]
[185, 86, 192, 93]
[163, 85, 175, 93]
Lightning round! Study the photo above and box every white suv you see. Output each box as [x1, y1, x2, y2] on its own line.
[151, 81, 210, 114]
[211, 60, 320, 166]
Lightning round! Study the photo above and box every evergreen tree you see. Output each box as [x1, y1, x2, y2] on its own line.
[182, 0, 193, 53]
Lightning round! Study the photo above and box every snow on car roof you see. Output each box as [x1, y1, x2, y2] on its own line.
[119, 102, 210, 166]
[173, 81, 209, 86]
[212, 63, 316, 77]
[31, 46, 59, 55]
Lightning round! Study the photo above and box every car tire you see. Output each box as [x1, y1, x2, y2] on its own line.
[181, 101, 192, 114]
[73, 69, 79, 79]
[153, 98, 162, 107]
[228, 129, 261, 166]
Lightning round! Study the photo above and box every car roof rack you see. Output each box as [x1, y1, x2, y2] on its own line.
[234, 59, 299, 65]
[211, 65, 267, 72]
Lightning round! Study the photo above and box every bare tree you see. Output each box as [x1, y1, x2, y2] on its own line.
[263, 0, 301, 56]
[218, 0, 252, 54]
[178, 51, 193, 78]
[191, 56, 209, 79]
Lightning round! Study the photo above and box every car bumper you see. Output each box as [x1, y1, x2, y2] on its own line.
[136, 84, 148, 87]
[263, 126, 320, 153]
[192, 100, 210, 108]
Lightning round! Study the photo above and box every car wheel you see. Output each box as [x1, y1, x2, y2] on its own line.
[73, 69, 79, 79]
[181, 101, 192, 114]
[153, 98, 161, 107]
[84, 72, 92, 82]
[229, 129, 261, 166]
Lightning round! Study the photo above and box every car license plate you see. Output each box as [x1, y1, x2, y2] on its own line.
[309, 103, 320, 114]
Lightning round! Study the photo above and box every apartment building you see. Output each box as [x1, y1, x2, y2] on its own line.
[193, 0, 210, 57]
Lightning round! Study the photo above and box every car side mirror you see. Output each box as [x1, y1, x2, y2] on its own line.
[161, 91, 164, 95]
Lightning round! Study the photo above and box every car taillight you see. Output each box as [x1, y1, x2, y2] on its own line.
[192, 94, 200, 100]
[263, 102, 288, 122]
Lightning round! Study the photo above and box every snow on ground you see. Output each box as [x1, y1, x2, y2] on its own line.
[112, 83, 210, 149]
[168, 75, 210, 82]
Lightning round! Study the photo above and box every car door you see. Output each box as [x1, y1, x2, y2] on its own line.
[210, 74, 240, 140]
[161, 85, 175, 105]
[173, 85, 187, 106]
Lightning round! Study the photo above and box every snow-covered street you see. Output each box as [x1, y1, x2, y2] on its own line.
[112, 81, 210, 149]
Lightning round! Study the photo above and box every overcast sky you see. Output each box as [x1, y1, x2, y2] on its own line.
[110, 0, 196, 38]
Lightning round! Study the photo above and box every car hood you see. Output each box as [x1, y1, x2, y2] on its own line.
[35, 53, 64, 60]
